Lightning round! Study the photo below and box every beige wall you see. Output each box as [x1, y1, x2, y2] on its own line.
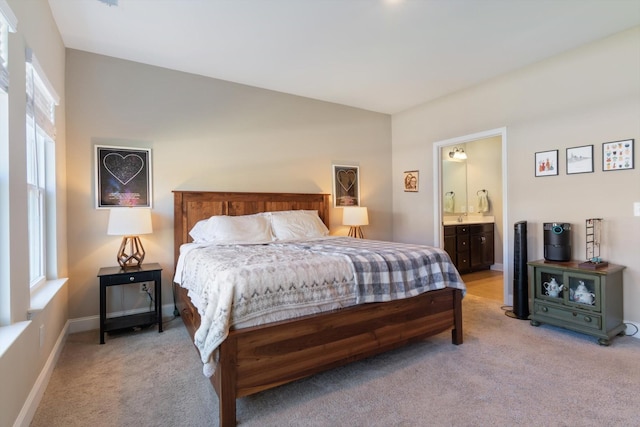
[1, 1, 68, 426]
[65, 49, 392, 319]
[391, 27, 640, 324]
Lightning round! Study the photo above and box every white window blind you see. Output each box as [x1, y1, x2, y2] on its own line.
[26, 49, 59, 137]
[0, 0, 17, 92]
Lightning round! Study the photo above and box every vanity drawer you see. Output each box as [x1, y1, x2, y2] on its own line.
[533, 302, 602, 331]
[456, 235, 469, 249]
[470, 223, 494, 234]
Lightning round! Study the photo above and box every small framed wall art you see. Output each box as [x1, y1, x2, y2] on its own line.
[95, 145, 152, 208]
[602, 139, 634, 171]
[332, 164, 360, 207]
[535, 149, 558, 177]
[566, 145, 594, 175]
[403, 170, 419, 192]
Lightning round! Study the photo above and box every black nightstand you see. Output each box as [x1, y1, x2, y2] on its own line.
[97, 263, 163, 344]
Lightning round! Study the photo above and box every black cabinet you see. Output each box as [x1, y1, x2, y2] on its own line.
[97, 263, 163, 344]
[444, 223, 494, 274]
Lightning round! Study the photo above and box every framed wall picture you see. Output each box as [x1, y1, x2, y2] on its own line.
[566, 145, 594, 174]
[603, 139, 634, 171]
[332, 164, 360, 207]
[95, 145, 152, 208]
[403, 170, 419, 192]
[535, 150, 558, 177]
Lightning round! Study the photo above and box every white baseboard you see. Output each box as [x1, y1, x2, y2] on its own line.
[13, 321, 69, 427]
[68, 303, 178, 334]
[490, 263, 504, 272]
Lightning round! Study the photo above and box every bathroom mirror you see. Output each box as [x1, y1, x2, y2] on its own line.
[442, 144, 468, 215]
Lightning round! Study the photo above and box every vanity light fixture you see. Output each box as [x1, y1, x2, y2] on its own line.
[449, 147, 467, 160]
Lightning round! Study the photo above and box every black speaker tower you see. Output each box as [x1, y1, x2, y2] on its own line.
[512, 221, 529, 320]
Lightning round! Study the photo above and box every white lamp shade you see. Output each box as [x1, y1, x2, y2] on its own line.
[107, 208, 153, 236]
[342, 207, 369, 226]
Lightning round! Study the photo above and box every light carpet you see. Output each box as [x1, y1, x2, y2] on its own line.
[31, 295, 640, 426]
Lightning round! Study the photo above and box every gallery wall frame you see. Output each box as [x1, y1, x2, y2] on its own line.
[535, 149, 558, 177]
[332, 164, 360, 207]
[403, 170, 419, 192]
[602, 139, 634, 171]
[95, 145, 152, 208]
[566, 145, 594, 175]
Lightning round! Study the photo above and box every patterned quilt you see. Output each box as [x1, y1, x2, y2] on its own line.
[288, 237, 466, 303]
[174, 237, 465, 377]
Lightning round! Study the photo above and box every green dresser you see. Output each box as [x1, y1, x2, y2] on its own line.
[528, 259, 625, 346]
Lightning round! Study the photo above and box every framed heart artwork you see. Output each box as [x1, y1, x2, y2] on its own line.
[332, 164, 360, 207]
[95, 145, 152, 208]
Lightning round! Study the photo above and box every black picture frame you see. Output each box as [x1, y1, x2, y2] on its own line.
[602, 139, 634, 171]
[535, 150, 558, 177]
[566, 145, 594, 175]
[95, 145, 152, 208]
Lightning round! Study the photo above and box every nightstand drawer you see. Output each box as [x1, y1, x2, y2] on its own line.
[104, 270, 157, 285]
[533, 302, 602, 331]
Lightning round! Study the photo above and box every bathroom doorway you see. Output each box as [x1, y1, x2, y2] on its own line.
[433, 127, 510, 304]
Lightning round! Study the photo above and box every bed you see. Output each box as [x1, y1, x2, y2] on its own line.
[173, 190, 465, 427]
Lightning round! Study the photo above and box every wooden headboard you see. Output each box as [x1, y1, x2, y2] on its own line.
[173, 191, 331, 266]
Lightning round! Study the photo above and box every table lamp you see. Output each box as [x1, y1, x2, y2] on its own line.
[343, 207, 368, 238]
[107, 208, 153, 269]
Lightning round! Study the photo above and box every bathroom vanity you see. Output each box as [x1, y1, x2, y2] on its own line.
[443, 219, 494, 274]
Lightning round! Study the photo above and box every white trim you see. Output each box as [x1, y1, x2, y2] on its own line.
[433, 127, 510, 304]
[0, 0, 17, 32]
[13, 321, 69, 427]
[0, 321, 30, 358]
[68, 304, 178, 334]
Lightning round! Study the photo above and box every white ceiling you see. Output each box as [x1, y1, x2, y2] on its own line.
[47, 0, 640, 114]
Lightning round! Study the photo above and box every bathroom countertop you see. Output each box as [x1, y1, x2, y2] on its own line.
[442, 216, 495, 226]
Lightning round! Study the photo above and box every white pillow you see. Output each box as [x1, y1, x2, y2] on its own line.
[269, 210, 329, 240]
[189, 213, 274, 244]
[188, 218, 210, 242]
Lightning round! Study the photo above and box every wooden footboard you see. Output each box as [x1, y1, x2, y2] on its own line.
[175, 282, 463, 427]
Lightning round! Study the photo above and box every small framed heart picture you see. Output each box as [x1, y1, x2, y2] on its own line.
[95, 145, 152, 208]
[332, 164, 360, 207]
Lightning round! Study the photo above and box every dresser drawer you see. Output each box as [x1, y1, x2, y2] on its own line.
[533, 302, 602, 331]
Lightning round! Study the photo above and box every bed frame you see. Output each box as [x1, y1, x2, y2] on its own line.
[173, 190, 463, 427]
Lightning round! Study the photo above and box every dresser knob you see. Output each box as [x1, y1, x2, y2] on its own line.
[129, 276, 135, 281]
[584, 316, 592, 323]
[541, 306, 548, 312]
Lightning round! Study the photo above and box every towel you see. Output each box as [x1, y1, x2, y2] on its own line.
[444, 192, 455, 213]
[477, 191, 489, 213]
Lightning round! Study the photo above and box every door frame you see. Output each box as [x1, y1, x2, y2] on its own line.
[432, 127, 510, 304]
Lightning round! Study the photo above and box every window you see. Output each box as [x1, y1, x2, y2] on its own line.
[26, 50, 59, 288]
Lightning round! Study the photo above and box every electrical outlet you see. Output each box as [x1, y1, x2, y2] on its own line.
[140, 282, 150, 294]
